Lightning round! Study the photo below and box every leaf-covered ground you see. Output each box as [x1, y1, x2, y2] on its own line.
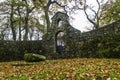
[0, 58, 120, 80]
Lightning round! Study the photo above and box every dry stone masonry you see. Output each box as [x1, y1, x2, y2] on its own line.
[43, 12, 120, 59]
[42, 12, 81, 58]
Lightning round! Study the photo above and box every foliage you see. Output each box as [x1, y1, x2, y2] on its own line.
[24, 53, 46, 62]
[66, 37, 81, 58]
[101, 0, 120, 24]
[0, 0, 45, 40]
[80, 34, 120, 58]
[0, 0, 78, 40]
[0, 58, 120, 79]
[1, 0, 119, 40]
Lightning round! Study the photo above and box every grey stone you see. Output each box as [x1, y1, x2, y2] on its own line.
[42, 12, 81, 58]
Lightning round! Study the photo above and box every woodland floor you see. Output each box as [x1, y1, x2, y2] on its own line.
[0, 58, 120, 80]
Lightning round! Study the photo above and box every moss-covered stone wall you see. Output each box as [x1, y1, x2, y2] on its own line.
[81, 20, 120, 40]
[42, 12, 81, 59]
[0, 40, 42, 61]
[79, 20, 120, 58]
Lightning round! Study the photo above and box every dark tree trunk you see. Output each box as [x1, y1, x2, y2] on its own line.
[23, 0, 29, 41]
[17, 6, 22, 41]
[10, 4, 16, 40]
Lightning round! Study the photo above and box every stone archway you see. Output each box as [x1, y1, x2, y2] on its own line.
[42, 12, 81, 58]
[55, 31, 65, 54]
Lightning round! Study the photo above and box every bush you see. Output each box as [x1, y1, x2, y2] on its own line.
[24, 53, 46, 62]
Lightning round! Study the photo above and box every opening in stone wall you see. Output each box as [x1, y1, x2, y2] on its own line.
[56, 31, 65, 54]
[57, 19, 63, 27]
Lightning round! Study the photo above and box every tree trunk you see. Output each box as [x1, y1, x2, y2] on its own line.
[24, 12, 29, 40]
[10, 3, 16, 40]
[17, 6, 22, 41]
[23, 5, 29, 41]
[44, 7, 50, 32]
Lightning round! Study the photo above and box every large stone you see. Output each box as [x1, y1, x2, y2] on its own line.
[24, 53, 46, 62]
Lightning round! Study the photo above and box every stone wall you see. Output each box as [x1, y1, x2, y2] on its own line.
[43, 12, 120, 58]
[42, 12, 81, 59]
[0, 40, 43, 61]
[80, 20, 120, 41]
[0, 12, 120, 60]
[78, 20, 120, 58]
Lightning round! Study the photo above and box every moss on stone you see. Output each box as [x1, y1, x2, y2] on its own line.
[24, 53, 46, 62]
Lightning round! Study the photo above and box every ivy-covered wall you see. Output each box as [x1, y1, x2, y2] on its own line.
[42, 12, 81, 59]
[79, 20, 120, 58]
[0, 40, 43, 61]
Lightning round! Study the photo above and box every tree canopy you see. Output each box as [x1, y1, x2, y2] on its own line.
[0, 0, 119, 40]
[101, 0, 120, 25]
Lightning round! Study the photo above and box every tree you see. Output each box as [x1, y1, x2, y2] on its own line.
[83, 0, 102, 29]
[17, 4, 22, 41]
[34, 0, 67, 32]
[72, 0, 110, 29]
[0, 0, 45, 40]
[1, 0, 81, 40]
[10, 0, 17, 40]
[16, 0, 45, 40]
[0, 0, 13, 40]
[101, 0, 120, 25]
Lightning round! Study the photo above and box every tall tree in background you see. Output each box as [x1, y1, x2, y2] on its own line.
[0, 0, 45, 40]
[0, 0, 9, 40]
[0, 0, 70, 40]
[0, 0, 17, 40]
[22, 0, 35, 40]
[87, 0, 107, 29]
[101, 0, 120, 25]
[78, 0, 120, 29]
[10, 0, 16, 40]
[83, 0, 102, 29]
[1, 0, 119, 40]
[17, 4, 22, 41]
[74, 0, 111, 29]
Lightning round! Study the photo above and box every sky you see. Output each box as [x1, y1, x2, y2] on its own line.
[70, 10, 91, 32]
[69, 0, 107, 32]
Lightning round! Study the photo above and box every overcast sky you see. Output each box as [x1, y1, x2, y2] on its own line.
[70, 10, 90, 32]
[70, 0, 108, 32]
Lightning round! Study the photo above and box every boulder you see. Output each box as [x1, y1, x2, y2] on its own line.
[24, 53, 46, 62]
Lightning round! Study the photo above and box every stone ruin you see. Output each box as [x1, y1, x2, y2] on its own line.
[0, 11, 120, 60]
[42, 12, 81, 58]
[42, 11, 120, 59]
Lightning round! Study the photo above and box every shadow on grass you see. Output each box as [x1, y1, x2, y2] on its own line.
[11, 63, 33, 66]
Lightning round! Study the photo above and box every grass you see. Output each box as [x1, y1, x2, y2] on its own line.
[0, 58, 120, 80]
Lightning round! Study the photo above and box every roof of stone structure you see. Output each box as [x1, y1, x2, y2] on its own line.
[51, 12, 69, 21]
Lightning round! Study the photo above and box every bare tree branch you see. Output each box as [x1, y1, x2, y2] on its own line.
[83, 0, 97, 29]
